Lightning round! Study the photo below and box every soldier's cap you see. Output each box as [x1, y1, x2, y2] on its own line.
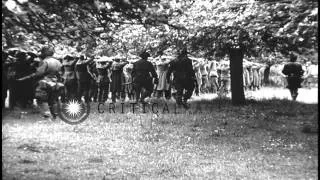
[40, 45, 55, 57]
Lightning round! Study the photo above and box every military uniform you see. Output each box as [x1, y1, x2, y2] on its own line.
[282, 62, 304, 89]
[61, 56, 77, 101]
[75, 56, 91, 102]
[17, 51, 63, 119]
[132, 54, 158, 103]
[167, 52, 196, 107]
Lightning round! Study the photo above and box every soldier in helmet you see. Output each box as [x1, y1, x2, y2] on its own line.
[17, 45, 63, 119]
[132, 51, 158, 104]
[282, 53, 304, 100]
[166, 48, 197, 108]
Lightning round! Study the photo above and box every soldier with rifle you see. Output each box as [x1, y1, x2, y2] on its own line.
[166, 48, 197, 109]
[17, 46, 64, 120]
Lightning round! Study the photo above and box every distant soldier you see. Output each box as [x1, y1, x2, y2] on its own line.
[95, 58, 112, 102]
[166, 48, 196, 108]
[110, 57, 128, 103]
[75, 55, 92, 103]
[282, 53, 304, 100]
[132, 51, 158, 104]
[17, 46, 63, 119]
[61, 55, 77, 101]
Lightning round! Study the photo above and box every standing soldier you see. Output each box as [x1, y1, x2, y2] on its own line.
[132, 51, 158, 104]
[61, 55, 77, 101]
[282, 53, 304, 100]
[166, 48, 197, 108]
[110, 57, 128, 103]
[95, 57, 112, 103]
[17, 46, 63, 119]
[75, 55, 92, 103]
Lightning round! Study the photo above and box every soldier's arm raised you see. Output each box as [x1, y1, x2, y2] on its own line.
[149, 62, 158, 79]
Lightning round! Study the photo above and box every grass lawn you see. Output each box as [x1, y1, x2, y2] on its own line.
[2, 96, 318, 180]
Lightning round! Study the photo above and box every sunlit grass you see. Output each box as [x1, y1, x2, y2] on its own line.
[2, 96, 318, 179]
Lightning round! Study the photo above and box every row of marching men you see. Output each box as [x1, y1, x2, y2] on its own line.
[188, 57, 267, 95]
[2, 47, 267, 111]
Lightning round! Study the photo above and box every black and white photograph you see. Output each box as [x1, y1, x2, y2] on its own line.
[2, 0, 318, 179]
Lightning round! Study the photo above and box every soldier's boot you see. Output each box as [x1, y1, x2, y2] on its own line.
[49, 106, 57, 120]
[111, 92, 117, 103]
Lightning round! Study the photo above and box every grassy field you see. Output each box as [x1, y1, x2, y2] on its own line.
[2, 91, 318, 180]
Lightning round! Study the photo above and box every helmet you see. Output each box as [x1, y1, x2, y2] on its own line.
[139, 50, 150, 59]
[40, 45, 55, 57]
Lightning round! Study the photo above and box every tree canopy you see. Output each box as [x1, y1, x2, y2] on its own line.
[2, 0, 318, 63]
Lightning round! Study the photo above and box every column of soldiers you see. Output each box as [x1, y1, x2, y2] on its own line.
[3, 46, 272, 119]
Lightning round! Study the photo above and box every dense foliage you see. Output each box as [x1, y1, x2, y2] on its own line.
[2, 0, 318, 63]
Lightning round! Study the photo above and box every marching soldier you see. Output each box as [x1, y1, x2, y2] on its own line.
[166, 48, 196, 108]
[132, 51, 158, 104]
[17, 46, 63, 119]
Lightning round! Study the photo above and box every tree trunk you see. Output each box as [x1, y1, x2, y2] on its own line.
[264, 65, 271, 85]
[229, 48, 245, 105]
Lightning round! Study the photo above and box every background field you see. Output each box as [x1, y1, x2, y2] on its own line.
[2, 87, 318, 180]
